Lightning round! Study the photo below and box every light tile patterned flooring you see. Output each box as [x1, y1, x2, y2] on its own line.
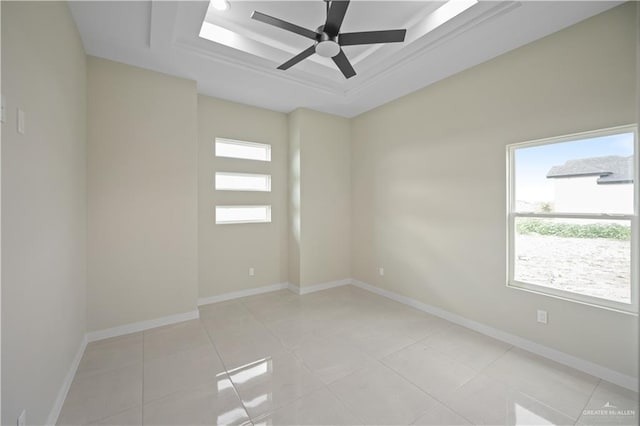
[57, 285, 638, 425]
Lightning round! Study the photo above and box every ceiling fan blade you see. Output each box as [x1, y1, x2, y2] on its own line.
[324, 0, 350, 35]
[278, 45, 317, 70]
[332, 49, 356, 79]
[251, 11, 318, 40]
[339, 29, 407, 46]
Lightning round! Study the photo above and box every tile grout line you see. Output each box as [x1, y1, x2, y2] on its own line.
[199, 307, 254, 422]
[476, 345, 600, 423]
[574, 379, 601, 426]
[235, 292, 341, 422]
[227, 290, 370, 424]
[320, 373, 371, 425]
[377, 355, 478, 426]
[139, 339, 222, 406]
[64, 287, 628, 425]
[378, 326, 482, 425]
[59, 337, 142, 425]
[188, 287, 621, 425]
[465, 344, 587, 424]
[478, 343, 515, 372]
[235, 286, 470, 425]
[376, 327, 530, 425]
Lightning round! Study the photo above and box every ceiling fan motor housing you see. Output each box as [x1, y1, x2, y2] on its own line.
[315, 30, 340, 58]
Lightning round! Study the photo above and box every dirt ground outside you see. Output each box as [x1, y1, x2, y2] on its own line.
[514, 234, 630, 304]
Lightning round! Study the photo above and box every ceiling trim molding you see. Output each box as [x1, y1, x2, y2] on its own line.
[150, 0, 179, 50]
[344, 1, 522, 100]
[173, 38, 347, 98]
[180, 0, 522, 104]
[69, 0, 624, 117]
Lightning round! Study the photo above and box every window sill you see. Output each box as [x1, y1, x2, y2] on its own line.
[506, 281, 638, 316]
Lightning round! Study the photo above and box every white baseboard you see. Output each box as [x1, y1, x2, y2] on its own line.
[198, 279, 351, 304]
[198, 282, 290, 306]
[50, 309, 200, 424]
[46, 334, 87, 425]
[288, 278, 351, 295]
[351, 279, 638, 392]
[86, 310, 200, 343]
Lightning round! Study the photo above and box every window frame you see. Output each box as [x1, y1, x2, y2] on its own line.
[506, 125, 639, 314]
[215, 172, 272, 192]
[215, 205, 272, 225]
[214, 138, 272, 162]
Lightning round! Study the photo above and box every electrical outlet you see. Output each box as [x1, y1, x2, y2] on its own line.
[248, 267, 255, 277]
[17, 409, 26, 426]
[537, 309, 548, 324]
[378, 267, 384, 276]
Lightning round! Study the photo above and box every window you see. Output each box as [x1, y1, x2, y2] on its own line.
[215, 138, 271, 162]
[507, 125, 638, 313]
[215, 172, 271, 192]
[215, 206, 271, 224]
[214, 138, 273, 224]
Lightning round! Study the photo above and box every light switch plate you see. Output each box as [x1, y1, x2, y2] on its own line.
[537, 309, 548, 324]
[17, 108, 25, 135]
[1, 95, 6, 124]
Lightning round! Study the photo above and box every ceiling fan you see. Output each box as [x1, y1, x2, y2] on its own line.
[251, 0, 407, 79]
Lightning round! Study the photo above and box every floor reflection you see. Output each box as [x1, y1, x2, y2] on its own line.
[508, 391, 574, 425]
[226, 357, 274, 415]
[214, 372, 253, 425]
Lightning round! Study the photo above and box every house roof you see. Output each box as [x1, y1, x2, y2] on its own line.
[546, 155, 634, 184]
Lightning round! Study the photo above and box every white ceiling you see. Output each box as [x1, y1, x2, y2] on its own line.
[69, 0, 622, 117]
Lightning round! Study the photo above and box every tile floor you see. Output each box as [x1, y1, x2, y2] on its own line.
[57, 285, 638, 425]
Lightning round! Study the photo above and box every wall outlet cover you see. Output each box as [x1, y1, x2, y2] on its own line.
[537, 309, 548, 324]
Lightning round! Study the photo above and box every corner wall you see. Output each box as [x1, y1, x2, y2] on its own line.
[198, 96, 289, 299]
[1, 2, 87, 423]
[87, 57, 198, 332]
[289, 109, 351, 289]
[351, 3, 638, 378]
[288, 111, 302, 287]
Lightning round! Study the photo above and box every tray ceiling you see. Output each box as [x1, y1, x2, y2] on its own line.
[69, 1, 622, 117]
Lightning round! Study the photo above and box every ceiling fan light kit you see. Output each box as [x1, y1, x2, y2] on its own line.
[251, 0, 407, 79]
[315, 33, 340, 58]
[211, 0, 230, 12]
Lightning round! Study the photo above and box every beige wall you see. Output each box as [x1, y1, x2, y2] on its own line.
[288, 110, 302, 287]
[289, 109, 351, 288]
[1, 0, 4, 420]
[198, 96, 288, 298]
[351, 3, 638, 377]
[87, 57, 198, 331]
[2, 2, 87, 424]
[0, 4, 637, 423]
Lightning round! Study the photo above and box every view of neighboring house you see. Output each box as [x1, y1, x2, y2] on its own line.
[547, 155, 634, 214]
